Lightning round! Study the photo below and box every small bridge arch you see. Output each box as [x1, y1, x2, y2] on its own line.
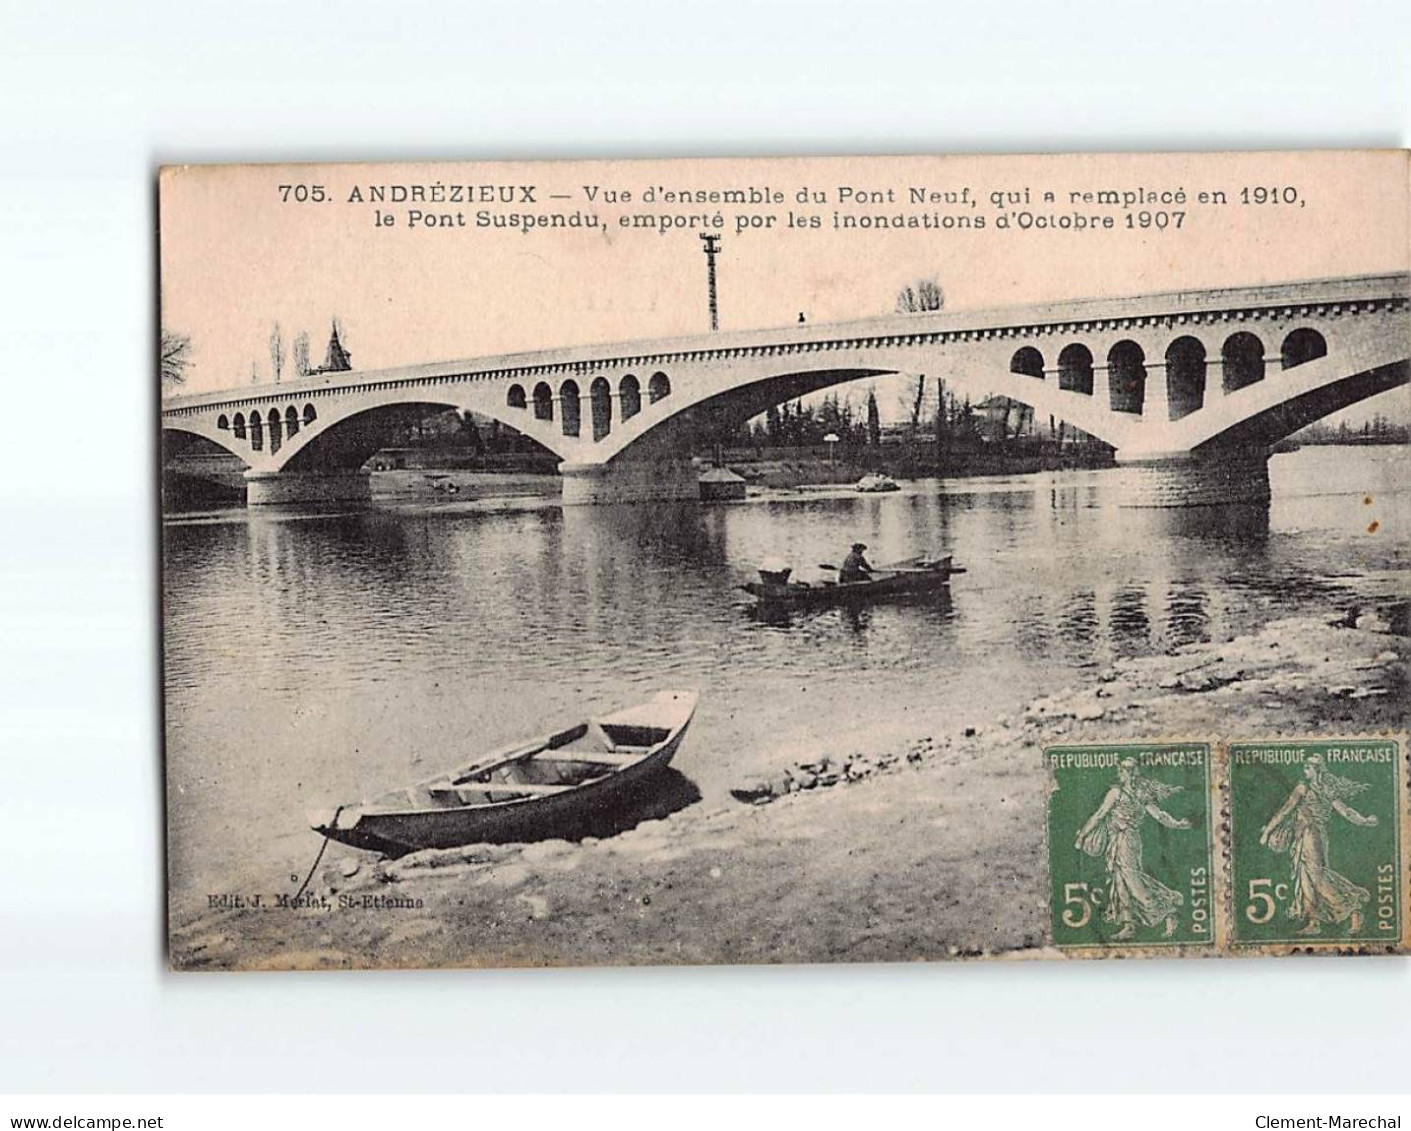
[161, 420, 251, 465]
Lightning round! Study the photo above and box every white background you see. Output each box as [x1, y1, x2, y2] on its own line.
[1, 0, 1409, 1095]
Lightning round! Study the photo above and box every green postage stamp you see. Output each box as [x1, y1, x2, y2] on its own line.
[1046, 743, 1215, 950]
[1229, 739, 1403, 948]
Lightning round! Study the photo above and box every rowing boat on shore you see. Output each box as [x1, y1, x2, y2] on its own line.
[741, 554, 962, 609]
[309, 691, 699, 854]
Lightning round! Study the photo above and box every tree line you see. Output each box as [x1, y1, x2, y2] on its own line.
[160, 319, 342, 389]
[1297, 415, 1409, 445]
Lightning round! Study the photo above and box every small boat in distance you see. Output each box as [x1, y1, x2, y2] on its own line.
[741, 554, 962, 609]
[855, 473, 900, 493]
[310, 691, 699, 855]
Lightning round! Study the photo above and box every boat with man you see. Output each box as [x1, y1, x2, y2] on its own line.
[741, 553, 962, 609]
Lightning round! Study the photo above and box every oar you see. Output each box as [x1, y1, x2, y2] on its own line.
[821, 559, 963, 575]
[821, 559, 923, 572]
[447, 736, 555, 784]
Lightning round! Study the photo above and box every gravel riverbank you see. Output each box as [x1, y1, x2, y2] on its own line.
[170, 604, 1406, 971]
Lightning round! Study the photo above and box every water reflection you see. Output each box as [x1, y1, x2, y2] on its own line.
[1165, 584, 1212, 648]
[744, 588, 955, 633]
[1157, 502, 1271, 545]
[1058, 590, 1099, 653]
[162, 460, 1396, 704]
[1109, 586, 1151, 656]
[162, 480, 1367, 704]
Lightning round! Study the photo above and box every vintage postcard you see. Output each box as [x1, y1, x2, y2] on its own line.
[159, 151, 1410, 970]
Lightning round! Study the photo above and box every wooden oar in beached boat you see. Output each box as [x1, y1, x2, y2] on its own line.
[437, 718, 630, 787]
[422, 739, 572, 800]
[442, 733, 562, 784]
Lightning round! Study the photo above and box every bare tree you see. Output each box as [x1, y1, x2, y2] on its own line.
[896, 376, 920, 426]
[895, 278, 945, 314]
[292, 331, 311, 378]
[269, 322, 285, 385]
[161, 329, 192, 387]
[893, 280, 944, 439]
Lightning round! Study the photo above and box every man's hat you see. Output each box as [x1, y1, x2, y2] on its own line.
[852, 542, 867, 550]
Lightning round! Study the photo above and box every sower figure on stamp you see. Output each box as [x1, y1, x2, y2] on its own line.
[1074, 758, 1191, 940]
[1259, 754, 1378, 936]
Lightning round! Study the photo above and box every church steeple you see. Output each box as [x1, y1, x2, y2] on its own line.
[320, 321, 352, 372]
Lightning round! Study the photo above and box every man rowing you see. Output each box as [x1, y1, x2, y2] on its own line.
[839, 542, 874, 584]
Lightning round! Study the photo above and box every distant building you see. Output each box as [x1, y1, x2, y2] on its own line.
[975, 395, 1036, 441]
[698, 466, 747, 501]
[876, 397, 1101, 448]
[313, 324, 353, 374]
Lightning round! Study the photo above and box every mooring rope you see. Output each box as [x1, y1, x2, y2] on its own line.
[292, 805, 343, 901]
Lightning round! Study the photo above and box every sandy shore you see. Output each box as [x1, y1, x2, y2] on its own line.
[170, 604, 1406, 971]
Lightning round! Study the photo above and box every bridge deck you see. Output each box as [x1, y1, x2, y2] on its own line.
[162, 272, 1409, 414]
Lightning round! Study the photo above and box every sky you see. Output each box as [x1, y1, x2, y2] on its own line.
[160, 151, 1411, 421]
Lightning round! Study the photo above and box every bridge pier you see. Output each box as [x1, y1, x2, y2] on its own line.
[244, 470, 372, 506]
[1110, 450, 1270, 508]
[559, 459, 701, 505]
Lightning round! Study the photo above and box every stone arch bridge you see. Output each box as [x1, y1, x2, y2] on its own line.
[162, 273, 1408, 505]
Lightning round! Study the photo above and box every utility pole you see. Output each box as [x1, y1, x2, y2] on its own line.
[699, 233, 721, 331]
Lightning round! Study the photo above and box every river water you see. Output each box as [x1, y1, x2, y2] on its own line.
[163, 446, 1408, 914]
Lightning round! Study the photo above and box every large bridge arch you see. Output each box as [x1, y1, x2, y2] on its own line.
[274, 397, 565, 474]
[1189, 359, 1409, 453]
[602, 366, 893, 463]
[589, 344, 1131, 467]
